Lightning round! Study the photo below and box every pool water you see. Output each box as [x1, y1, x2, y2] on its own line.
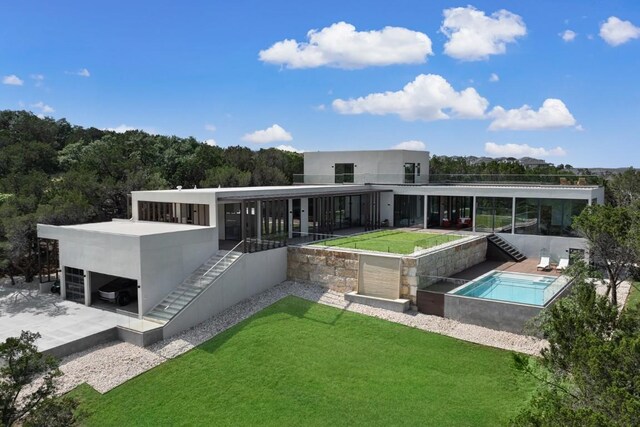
[452, 271, 560, 306]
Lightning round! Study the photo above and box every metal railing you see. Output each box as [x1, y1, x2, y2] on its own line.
[429, 174, 603, 186]
[163, 240, 244, 314]
[293, 173, 603, 186]
[243, 237, 287, 253]
[291, 229, 466, 255]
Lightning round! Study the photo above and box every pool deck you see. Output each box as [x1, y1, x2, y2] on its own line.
[425, 259, 561, 293]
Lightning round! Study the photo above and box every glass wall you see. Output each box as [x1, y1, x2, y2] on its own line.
[475, 197, 513, 233]
[65, 267, 85, 303]
[515, 198, 588, 236]
[138, 201, 210, 226]
[426, 196, 473, 228]
[394, 195, 424, 227]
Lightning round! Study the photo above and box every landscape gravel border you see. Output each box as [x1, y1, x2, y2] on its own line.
[55, 280, 558, 394]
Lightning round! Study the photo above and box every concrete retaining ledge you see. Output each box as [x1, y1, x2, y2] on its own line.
[117, 325, 164, 347]
[43, 328, 119, 359]
[345, 291, 410, 313]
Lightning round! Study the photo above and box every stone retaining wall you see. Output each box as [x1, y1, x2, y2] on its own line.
[399, 236, 487, 302]
[287, 246, 359, 293]
[288, 235, 487, 305]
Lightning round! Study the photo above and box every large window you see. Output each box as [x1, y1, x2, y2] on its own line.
[515, 198, 588, 237]
[335, 163, 354, 183]
[394, 195, 424, 227]
[404, 163, 416, 184]
[475, 197, 513, 233]
[138, 201, 210, 226]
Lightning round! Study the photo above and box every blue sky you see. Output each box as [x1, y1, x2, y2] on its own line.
[1, 1, 639, 167]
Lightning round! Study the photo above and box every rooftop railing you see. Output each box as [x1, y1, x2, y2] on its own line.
[293, 173, 603, 186]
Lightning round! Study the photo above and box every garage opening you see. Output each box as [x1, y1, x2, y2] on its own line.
[89, 271, 139, 315]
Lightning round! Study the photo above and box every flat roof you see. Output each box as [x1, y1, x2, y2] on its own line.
[59, 220, 210, 236]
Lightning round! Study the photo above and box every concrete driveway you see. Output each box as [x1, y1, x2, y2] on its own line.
[0, 282, 131, 353]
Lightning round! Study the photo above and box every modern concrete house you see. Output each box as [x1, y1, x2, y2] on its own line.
[36, 149, 604, 346]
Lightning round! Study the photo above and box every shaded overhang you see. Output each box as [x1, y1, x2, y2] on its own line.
[217, 187, 391, 203]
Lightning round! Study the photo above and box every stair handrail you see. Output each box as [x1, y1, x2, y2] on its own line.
[198, 240, 244, 289]
[163, 240, 244, 312]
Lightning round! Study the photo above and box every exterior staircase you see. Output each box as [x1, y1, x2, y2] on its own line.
[486, 234, 527, 262]
[144, 249, 243, 324]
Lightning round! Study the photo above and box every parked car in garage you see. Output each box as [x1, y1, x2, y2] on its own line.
[98, 277, 137, 306]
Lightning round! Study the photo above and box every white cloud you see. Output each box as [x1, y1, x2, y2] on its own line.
[560, 30, 577, 42]
[275, 144, 303, 153]
[204, 124, 216, 132]
[105, 124, 136, 133]
[599, 16, 640, 46]
[391, 140, 426, 151]
[488, 98, 576, 131]
[489, 73, 499, 82]
[31, 101, 54, 114]
[332, 74, 489, 121]
[313, 104, 326, 111]
[242, 124, 293, 144]
[485, 142, 567, 158]
[67, 68, 91, 77]
[30, 74, 45, 87]
[259, 21, 433, 69]
[441, 6, 526, 61]
[2, 74, 24, 85]
[203, 138, 217, 146]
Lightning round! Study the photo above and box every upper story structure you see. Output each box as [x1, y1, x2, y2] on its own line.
[300, 150, 430, 185]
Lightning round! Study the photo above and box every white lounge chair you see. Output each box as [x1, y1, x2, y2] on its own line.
[556, 258, 569, 272]
[537, 256, 551, 271]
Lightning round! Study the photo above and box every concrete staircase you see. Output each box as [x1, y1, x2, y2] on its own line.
[144, 250, 243, 324]
[486, 234, 527, 262]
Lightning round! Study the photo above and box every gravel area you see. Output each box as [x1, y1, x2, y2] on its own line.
[55, 281, 548, 395]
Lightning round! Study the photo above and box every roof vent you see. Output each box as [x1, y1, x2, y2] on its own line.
[176, 185, 182, 191]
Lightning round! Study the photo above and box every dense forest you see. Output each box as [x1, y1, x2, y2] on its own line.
[0, 110, 303, 282]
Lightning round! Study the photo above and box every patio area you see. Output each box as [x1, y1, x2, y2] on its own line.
[0, 280, 158, 356]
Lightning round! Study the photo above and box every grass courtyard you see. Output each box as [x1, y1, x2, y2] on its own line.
[71, 297, 535, 426]
[314, 230, 462, 254]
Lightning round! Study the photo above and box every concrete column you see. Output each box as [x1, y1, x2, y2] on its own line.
[84, 271, 91, 306]
[423, 196, 428, 229]
[256, 201, 262, 241]
[511, 197, 516, 234]
[472, 196, 477, 232]
[60, 266, 66, 299]
[301, 197, 309, 235]
[288, 199, 293, 238]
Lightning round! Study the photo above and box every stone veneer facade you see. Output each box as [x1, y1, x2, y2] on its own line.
[287, 236, 487, 305]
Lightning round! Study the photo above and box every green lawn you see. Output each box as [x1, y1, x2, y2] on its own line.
[627, 282, 640, 309]
[70, 297, 535, 426]
[314, 230, 462, 254]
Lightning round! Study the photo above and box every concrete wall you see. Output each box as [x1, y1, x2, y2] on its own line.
[287, 247, 360, 293]
[162, 247, 288, 339]
[139, 227, 217, 314]
[498, 233, 588, 261]
[401, 236, 487, 303]
[444, 294, 542, 334]
[303, 150, 430, 185]
[39, 226, 143, 297]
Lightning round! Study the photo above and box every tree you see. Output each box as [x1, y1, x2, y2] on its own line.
[201, 166, 251, 188]
[0, 331, 78, 426]
[513, 264, 640, 426]
[572, 204, 637, 306]
[607, 168, 640, 207]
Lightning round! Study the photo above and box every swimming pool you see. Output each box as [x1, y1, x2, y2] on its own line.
[452, 271, 564, 306]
